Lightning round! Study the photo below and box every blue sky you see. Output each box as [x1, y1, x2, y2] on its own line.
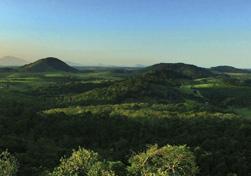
[0, 0, 251, 67]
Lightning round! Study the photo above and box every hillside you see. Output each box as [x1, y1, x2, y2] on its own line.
[69, 76, 183, 105]
[63, 63, 248, 106]
[20, 57, 78, 72]
[0, 56, 28, 67]
[65, 63, 212, 105]
[144, 63, 214, 79]
[211, 66, 250, 73]
[0, 62, 251, 176]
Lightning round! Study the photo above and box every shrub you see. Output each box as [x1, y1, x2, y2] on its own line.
[128, 144, 198, 176]
[0, 150, 18, 176]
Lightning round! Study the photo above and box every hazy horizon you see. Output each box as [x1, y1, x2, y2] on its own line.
[1, 0, 250, 67]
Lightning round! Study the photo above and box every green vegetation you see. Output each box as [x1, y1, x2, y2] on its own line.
[0, 61, 251, 175]
[49, 144, 197, 176]
[19, 57, 78, 72]
[145, 63, 214, 79]
[0, 151, 18, 176]
[211, 65, 251, 74]
[128, 145, 198, 176]
[233, 107, 251, 119]
[49, 148, 117, 176]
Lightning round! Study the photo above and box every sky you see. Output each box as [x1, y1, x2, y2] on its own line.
[0, 0, 251, 67]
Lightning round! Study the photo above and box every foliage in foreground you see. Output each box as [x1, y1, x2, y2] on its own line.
[49, 148, 117, 176]
[0, 150, 18, 176]
[128, 145, 198, 176]
[48, 145, 198, 176]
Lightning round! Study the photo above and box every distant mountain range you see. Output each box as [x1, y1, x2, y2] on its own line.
[0, 56, 28, 67]
[20, 57, 78, 72]
[1, 56, 251, 74]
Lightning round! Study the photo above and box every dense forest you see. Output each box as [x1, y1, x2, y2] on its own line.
[0, 59, 251, 176]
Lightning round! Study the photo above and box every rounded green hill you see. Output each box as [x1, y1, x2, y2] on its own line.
[20, 57, 78, 72]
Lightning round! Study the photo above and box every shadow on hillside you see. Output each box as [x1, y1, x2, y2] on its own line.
[28, 112, 251, 175]
[1, 110, 250, 175]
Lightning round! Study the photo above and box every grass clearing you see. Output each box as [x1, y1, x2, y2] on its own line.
[233, 107, 251, 119]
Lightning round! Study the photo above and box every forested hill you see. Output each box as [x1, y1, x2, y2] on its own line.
[65, 63, 211, 105]
[19, 57, 78, 72]
[211, 65, 251, 73]
[143, 63, 214, 79]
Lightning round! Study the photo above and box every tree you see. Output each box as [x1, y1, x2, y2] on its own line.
[0, 150, 18, 176]
[49, 147, 116, 176]
[128, 144, 199, 176]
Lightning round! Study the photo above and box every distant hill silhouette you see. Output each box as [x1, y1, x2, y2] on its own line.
[211, 66, 251, 73]
[143, 63, 214, 79]
[20, 57, 78, 72]
[0, 56, 28, 67]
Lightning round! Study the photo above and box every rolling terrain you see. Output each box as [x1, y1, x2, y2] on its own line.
[0, 59, 251, 176]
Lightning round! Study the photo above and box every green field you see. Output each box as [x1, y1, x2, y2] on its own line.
[233, 107, 251, 119]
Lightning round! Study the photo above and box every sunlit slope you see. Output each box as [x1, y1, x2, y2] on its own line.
[62, 63, 215, 105]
